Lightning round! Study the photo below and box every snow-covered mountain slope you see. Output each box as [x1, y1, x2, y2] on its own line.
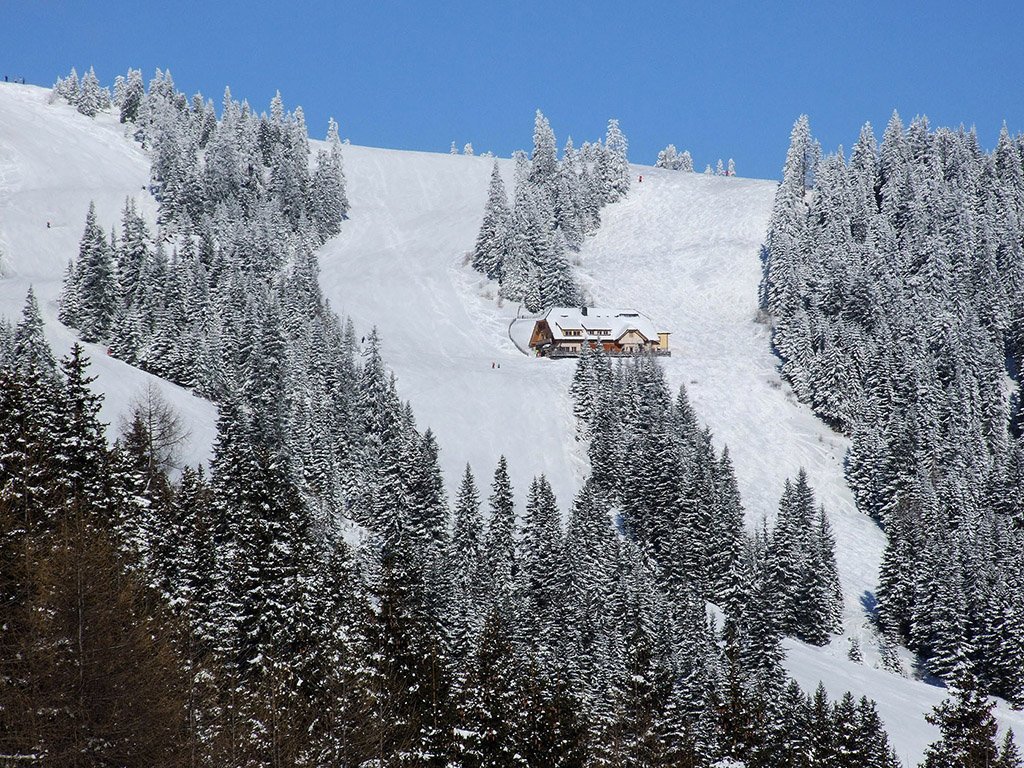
[0, 82, 218, 468]
[317, 147, 584, 508]
[574, 168, 1024, 760]
[1, 81, 1022, 764]
[575, 170, 883, 629]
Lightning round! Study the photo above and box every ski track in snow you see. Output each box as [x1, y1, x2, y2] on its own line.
[1, 82, 1021, 765]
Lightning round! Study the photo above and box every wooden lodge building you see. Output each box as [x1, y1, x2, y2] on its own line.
[528, 307, 670, 357]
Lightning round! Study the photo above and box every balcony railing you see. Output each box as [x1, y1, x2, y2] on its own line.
[543, 347, 671, 359]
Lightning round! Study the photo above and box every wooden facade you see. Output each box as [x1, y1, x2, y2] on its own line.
[528, 307, 670, 358]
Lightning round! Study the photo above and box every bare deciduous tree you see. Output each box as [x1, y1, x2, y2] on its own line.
[119, 380, 191, 481]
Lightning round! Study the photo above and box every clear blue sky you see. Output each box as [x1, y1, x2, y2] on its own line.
[3, 0, 1022, 180]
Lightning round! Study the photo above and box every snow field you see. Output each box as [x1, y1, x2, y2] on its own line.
[2, 82, 1022, 764]
[316, 147, 586, 507]
[0, 83, 217, 470]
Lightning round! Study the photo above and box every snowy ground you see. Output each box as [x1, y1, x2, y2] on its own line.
[1, 82, 1022, 764]
[317, 147, 586, 508]
[0, 83, 217, 469]
[575, 169, 883, 635]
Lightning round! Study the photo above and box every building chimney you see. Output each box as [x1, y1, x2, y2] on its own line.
[581, 306, 588, 316]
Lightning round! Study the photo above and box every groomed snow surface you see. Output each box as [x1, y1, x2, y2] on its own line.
[1, 81, 1021, 765]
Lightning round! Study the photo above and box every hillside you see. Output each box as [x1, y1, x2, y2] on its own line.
[1, 80, 1022, 764]
[0, 82, 218, 466]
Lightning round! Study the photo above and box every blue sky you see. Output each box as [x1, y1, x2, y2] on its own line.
[3, 0, 1022, 180]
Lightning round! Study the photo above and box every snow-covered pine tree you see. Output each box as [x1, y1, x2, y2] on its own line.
[766, 470, 841, 645]
[603, 118, 630, 202]
[536, 226, 580, 309]
[530, 109, 559, 198]
[485, 455, 516, 612]
[73, 202, 119, 342]
[921, 676, 1000, 768]
[52, 67, 79, 104]
[514, 475, 564, 676]
[555, 136, 588, 250]
[560, 480, 619, 712]
[119, 68, 145, 123]
[456, 605, 522, 766]
[447, 464, 486, 671]
[656, 144, 681, 170]
[76, 66, 110, 117]
[997, 731, 1023, 768]
[709, 446, 745, 604]
[12, 287, 57, 378]
[307, 117, 348, 244]
[471, 160, 511, 280]
[0, 317, 12, 367]
[406, 428, 449, 620]
[116, 197, 151, 313]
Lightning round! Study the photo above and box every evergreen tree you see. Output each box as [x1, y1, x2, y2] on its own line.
[457, 607, 524, 768]
[360, 535, 455, 766]
[560, 480, 618, 712]
[921, 676, 1000, 768]
[530, 110, 559, 194]
[485, 455, 516, 612]
[447, 464, 487, 670]
[119, 67, 145, 123]
[515, 475, 563, 676]
[997, 730, 1022, 768]
[12, 287, 56, 377]
[52, 66, 80, 103]
[603, 119, 630, 202]
[73, 202, 119, 342]
[76, 66, 110, 117]
[307, 117, 349, 243]
[473, 161, 512, 280]
[655, 144, 681, 170]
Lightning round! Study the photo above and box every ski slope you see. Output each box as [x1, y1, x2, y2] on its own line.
[317, 147, 585, 508]
[577, 169, 883, 632]
[1, 81, 1022, 765]
[0, 82, 218, 469]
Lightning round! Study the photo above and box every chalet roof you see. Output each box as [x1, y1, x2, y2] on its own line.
[539, 307, 667, 343]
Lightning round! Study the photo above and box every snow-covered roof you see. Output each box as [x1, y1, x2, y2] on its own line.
[539, 307, 666, 343]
